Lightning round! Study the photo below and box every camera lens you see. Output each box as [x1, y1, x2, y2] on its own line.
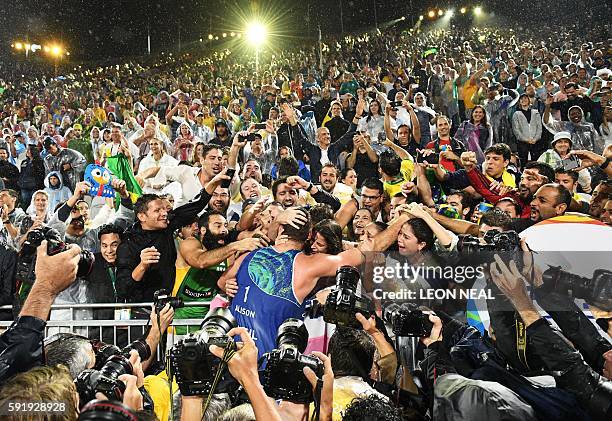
[99, 355, 133, 380]
[198, 308, 236, 343]
[383, 303, 400, 324]
[94, 344, 121, 370]
[335, 266, 360, 291]
[79, 399, 138, 421]
[77, 250, 95, 278]
[122, 339, 151, 362]
[276, 318, 308, 352]
[542, 267, 591, 297]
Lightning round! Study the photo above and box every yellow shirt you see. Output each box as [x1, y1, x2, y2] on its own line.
[383, 160, 415, 198]
[144, 371, 179, 421]
[203, 116, 215, 130]
[94, 107, 107, 122]
[484, 170, 517, 188]
[463, 79, 479, 109]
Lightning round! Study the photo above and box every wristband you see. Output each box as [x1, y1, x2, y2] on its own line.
[306, 183, 314, 193]
[599, 157, 611, 170]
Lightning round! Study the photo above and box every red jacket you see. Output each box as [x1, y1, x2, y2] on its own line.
[466, 168, 531, 218]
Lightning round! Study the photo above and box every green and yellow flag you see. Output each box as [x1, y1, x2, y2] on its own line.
[105, 153, 142, 206]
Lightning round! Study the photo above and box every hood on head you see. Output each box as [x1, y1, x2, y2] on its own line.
[214, 119, 231, 137]
[90, 127, 101, 140]
[178, 122, 194, 138]
[44, 171, 64, 190]
[133, 101, 148, 113]
[567, 105, 584, 122]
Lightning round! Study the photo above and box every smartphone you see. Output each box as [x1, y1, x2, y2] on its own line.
[253, 123, 267, 130]
[416, 150, 439, 165]
[561, 156, 580, 171]
[239, 133, 256, 142]
[390, 101, 403, 108]
[221, 168, 235, 189]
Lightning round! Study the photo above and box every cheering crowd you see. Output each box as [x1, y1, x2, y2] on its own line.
[0, 17, 611, 421]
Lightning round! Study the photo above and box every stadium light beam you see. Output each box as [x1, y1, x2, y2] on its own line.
[460, 7, 467, 14]
[51, 45, 62, 56]
[419, 15, 424, 20]
[208, 34, 213, 40]
[14, 42, 23, 50]
[428, 10, 435, 18]
[246, 22, 267, 47]
[474, 6, 483, 16]
[438, 9, 444, 16]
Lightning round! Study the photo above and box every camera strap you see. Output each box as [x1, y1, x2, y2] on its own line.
[203, 341, 237, 413]
[166, 351, 177, 421]
[310, 378, 323, 421]
[157, 312, 167, 369]
[515, 318, 530, 370]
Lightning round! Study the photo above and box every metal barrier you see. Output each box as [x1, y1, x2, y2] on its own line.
[0, 302, 212, 357]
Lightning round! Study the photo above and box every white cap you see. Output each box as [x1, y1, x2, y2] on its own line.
[553, 131, 572, 144]
[550, 132, 572, 148]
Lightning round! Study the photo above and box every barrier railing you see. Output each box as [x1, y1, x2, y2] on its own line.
[0, 302, 213, 357]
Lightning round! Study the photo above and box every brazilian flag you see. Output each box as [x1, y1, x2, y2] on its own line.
[105, 153, 142, 207]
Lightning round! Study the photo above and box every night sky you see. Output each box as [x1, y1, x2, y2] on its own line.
[0, 0, 608, 63]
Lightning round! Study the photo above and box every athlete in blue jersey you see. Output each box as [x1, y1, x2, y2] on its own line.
[218, 207, 373, 358]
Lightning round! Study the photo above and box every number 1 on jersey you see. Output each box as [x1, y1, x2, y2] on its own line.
[243, 285, 250, 303]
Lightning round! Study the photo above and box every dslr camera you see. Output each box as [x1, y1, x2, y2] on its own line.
[308, 266, 374, 329]
[262, 319, 324, 403]
[75, 339, 151, 406]
[170, 308, 237, 396]
[457, 229, 521, 254]
[383, 303, 433, 337]
[16, 226, 95, 297]
[153, 289, 184, 313]
[542, 266, 612, 311]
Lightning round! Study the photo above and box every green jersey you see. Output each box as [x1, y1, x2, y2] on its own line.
[174, 260, 226, 334]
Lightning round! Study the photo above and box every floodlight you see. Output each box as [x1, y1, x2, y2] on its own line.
[246, 22, 267, 46]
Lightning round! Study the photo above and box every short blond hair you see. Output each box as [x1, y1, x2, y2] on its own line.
[0, 365, 78, 421]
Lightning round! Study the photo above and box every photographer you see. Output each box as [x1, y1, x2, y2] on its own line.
[0, 240, 80, 383]
[0, 365, 79, 420]
[490, 255, 612, 420]
[205, 327, 334, 421]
